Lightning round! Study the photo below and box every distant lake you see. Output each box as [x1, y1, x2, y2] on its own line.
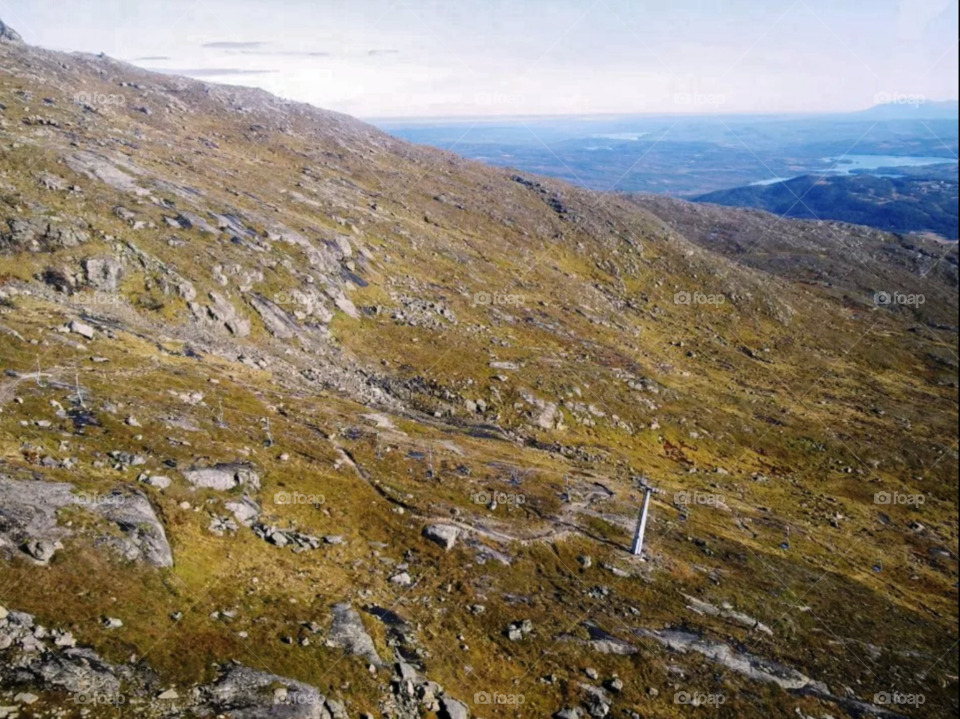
[830, 154, 954, 173]
[590, 132, 649, 141]
[751, 155, 955, 185]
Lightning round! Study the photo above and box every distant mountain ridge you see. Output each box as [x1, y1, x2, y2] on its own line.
[852, 99, 959, 120]
[0, 17, 23, 43]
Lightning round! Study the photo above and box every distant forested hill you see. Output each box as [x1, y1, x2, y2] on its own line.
[694, 170, 959, 239]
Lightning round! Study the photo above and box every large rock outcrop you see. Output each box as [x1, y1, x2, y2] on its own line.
[1, 608, 336, 718]
[0, 217, 90, 253]
[327, 603, 383, 667]
[0, 476, 173, 568]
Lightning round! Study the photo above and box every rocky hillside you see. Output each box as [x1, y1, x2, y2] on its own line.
[0, 20, 957, 719]
[630, 194, 959, 328]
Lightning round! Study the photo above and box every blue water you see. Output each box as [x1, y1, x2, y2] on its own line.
[751, 154, 954, 185]
[830, 154, 953, 172]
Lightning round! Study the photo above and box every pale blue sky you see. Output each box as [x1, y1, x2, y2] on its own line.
[2, 0, 957, 117]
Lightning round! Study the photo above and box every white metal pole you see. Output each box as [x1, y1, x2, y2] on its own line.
[632, 488, 653, 557]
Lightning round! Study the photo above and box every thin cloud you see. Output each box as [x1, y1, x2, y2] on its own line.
[155, 68, 278, 77]
[240, 50, 331, 57]
[202, 41, 267, 49]
[368, 49, 400, 56]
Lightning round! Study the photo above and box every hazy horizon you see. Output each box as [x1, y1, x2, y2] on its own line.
[2, 0, 958, 119]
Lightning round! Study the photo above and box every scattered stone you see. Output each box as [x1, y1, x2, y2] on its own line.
[224, 496, 261, 527]
[422, 524, 460, 551]
[139, 474, 172, 490]
[209, 516, 239, 536]
[605, 677, 624, 693]
[68, 320, 95, 339]
[253, 524, 320, 551]
[440, 697, 469, 719]
[506, 620, 533, 641]
[22, 539, 56, 563]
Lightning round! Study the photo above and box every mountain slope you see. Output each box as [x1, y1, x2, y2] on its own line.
[0, 23, 958, 719]
[631, 193, 959, 326]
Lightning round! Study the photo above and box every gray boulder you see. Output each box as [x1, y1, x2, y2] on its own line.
[0, 477, 75, 556]
[82, 256, 125, 292]
[250, 294, 305, 340]
[22, 540, 56, 563]
[93, 491, 174, 567]
[0, 477, 172, 568]
[28, 647, 122, 696]
[225, 496, 261, 527]
[182, 464, 261, 491]
[199, 666, 325, 719]
[327, 603, 383, 667]
[422, 524, 460, 551]
[0, 217, 89, 253]
[440, 697, 470, 719]
[207, 291, 252, 337]
[69, 320, 95, 339]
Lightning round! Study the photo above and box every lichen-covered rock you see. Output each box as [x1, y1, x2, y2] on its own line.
[0, 477, 172, 568]
[81, 257, 125, 292]
[225, 496, 261, 527]
[422, 524, 460, 551]
[93, 491, 174, 567]
[0, 477, 75, 557]
[0, 217, 90, 253]
[199, 665, 326, 719]
[327, 603, 383, 667]
[182, 463, 261, 491]
[193, 291, 252, 336]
